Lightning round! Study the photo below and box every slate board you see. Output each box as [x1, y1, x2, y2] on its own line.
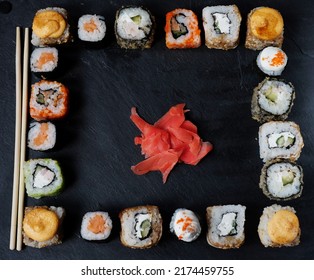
[1, 0, 314, 260]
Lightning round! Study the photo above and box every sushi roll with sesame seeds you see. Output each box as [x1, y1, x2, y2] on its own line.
[28, 121, 56, 151]
[78, 14, 106, 42]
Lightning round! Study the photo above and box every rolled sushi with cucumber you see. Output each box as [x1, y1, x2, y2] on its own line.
[24, 158, 64, 199]
[252, 78, 295, 123]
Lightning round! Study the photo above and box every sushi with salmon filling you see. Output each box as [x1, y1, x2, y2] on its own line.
[260, 159, 303, 201]
[31, 7, 71, 47]
[206, 205, 246, 249]
[170, 208, 201, 242]
[115, 6, 155, 49]
[24, 159, 64, 199]
[119, 205, 162, 249]
[78, 14, 106, 42]
[165, 9, 201, 49]
[30, 47, 58, 73]
[28, 121, 56, 151]
[23, 206, 65, 248]
[80, 211, 112, 241]
[30, 80, 69, 121]
[251, 78, 295, 123]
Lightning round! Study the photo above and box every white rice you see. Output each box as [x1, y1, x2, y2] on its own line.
[28, 121, 56, 151]
[78, 14, 106, 42]
[30, 47, 58, 72]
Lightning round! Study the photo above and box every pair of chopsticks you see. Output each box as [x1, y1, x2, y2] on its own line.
[9, 27, 29, 251]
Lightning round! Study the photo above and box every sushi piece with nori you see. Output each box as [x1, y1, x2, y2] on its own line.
[30, 47, 58, 73]
[115, 6, 155, 49]
[78, 14, 106, 42]
[81, 211, 113, 241]
[24, 158, 64, 199]
[28, 121, 56, 151]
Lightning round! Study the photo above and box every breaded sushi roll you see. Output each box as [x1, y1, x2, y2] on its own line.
[202, 5, 242, 50]
[24, 158, 64, 199]
[257, 47, 288, 76]
[170, 208, 201, 242]
[206, 205, 246, 249]
[30, 80, 69, 121]
[119, 205, 162, 249]
[258, 204, 300, 247]
[23, 206, 65, 248]
[260, 159, 303, 200]
[165, 9, 201, 49]
[31, 7, 71, 47]
[115, 6, 155, 49]
[259, 121, 304, 162]
[28, 121, 56, 151]
[245, 7, 284, 50]
[81, 211, 112, 241]
[30, 47, 58, 73]
[251, 78, 295, 123]
[78, 14, 106, 42]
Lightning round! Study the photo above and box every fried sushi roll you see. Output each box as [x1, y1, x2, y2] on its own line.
[165, 9, 201, 49]
[30, 80, 69, 121]
[23, 206, 65, 248]
[28, 121, 56, 151]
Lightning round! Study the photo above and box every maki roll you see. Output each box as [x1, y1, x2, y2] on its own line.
[119, 205, 162, 249]
[259, 121, 304, 162]
[258, 204, 300, 247]
[30, 80, 69, 121]
[28, 121, 56, 151]
[202, 5, 242, 50]
[23, 206, 65, 248]
[31, 7, 71, 47]
[165, 9, 201, 49]
[81, 211, 112, 241]
[260, 159, 303, 200]
[30, 47, 58, 73]
[78, 14, 106, 42]
[245, 7, 284, 50]
[206, 204, 246, 249]
[257, 47, 288, 76]
[170, 208, 201, 242]
[115, 6, 155, 49]
[251, 77, 295, 123]
[24, 158, 64, 199]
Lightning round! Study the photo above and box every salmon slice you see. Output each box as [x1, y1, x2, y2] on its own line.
[154, 103, 186, 129]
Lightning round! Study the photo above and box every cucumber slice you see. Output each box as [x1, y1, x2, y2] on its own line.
[276, 136, 285, 147]
[140, 219, 151, 239]
[131, 15, 141, 25]
[282, 171, 295, 186]
[287, 136, 295, 146]
[265, 87, 278, 102]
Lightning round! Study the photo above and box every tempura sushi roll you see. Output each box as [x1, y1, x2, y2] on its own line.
[119, 205, 162, 249]
[170, 208, 201, 242]
[30, 80, 69, 121]
[115, 6, 155, 49]
[31, 7, 71, 47]
[23, 206, 65, 248]
[260, 159, 303, 200]
[30, 47, 58, 73]
[206, 204, 246, 249]
[202, 5, 241, 50]
[24, 158, 64, 199]
[251, 78, 295, 123]
[81, 211, 112, 241]
[259, 121, 304, 162]
[258, 204, 300, 247]
[78, 14, 106, 42]
[257, 47, 288, 76]
[165, 9, 201, 49]
[28, 121, 56, 151]
[245, 7, 284, 50]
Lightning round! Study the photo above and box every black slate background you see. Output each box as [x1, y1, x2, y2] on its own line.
[0, 0, 314, 260]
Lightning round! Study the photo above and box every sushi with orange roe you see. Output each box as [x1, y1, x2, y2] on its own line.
[165, 9, 201, 49]
[28, 121, 56, 151]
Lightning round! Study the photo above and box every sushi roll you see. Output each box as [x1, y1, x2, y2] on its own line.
[78, 14, 106, 42]
[251, 77, 295, 123]
[245, 7, 284, 50]
[257, 47, 288, 76]
[165, 9, 201, 49]
[30, 47, 58, 73]
[23, 206, 65, 248]
[206, 204, 246, 249]
[28, 121, 56, 151]
[115, 6, 155, 49]
[119, 205, 162, 249]
[202, 5, 242, 50]
[30, 80, 69, 121]
[31, 7, 71, 47]
[170, 208, 201, 242]
[259, 121, 304, 162]
[24, 158, 64, 199]
[258, 204, 300, 247]
[260, 159, 303, 200]
[80, 211, 112, 241]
